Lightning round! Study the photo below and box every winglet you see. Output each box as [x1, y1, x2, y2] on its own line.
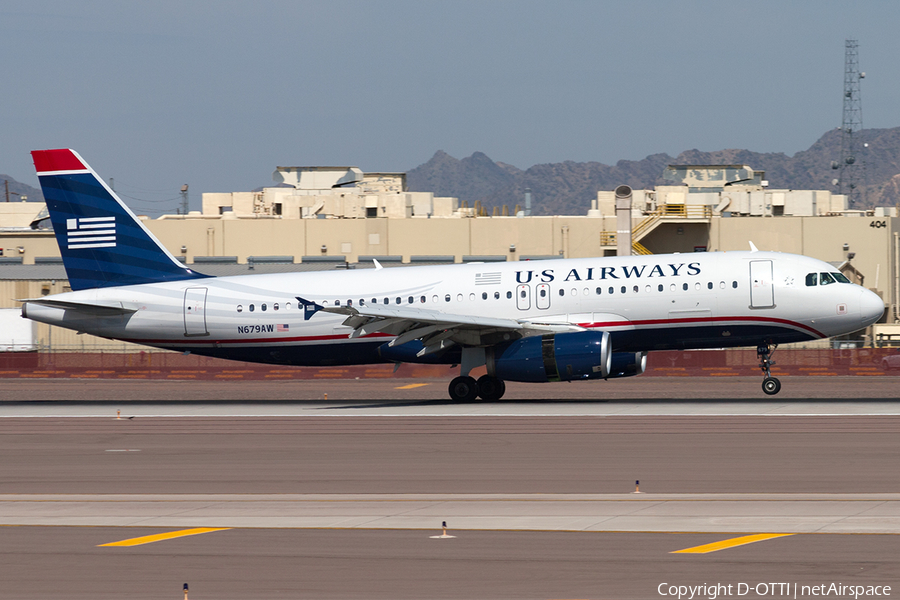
[749, 241, 759, 253]
[296, 296, 324, 321]
[373, 258, 383, 270]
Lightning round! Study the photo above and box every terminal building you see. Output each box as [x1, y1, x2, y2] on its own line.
[1, 163, 899, 351]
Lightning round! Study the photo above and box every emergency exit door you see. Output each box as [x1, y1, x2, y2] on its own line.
[516, 284, 531, 310]
[749, 260, 775, 308]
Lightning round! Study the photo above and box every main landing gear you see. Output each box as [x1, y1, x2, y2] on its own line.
[757, 343, 781, 395]
[447, 374, 506, 402]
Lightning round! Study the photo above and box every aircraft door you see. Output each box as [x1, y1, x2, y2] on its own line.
[536, 284, 550, 310]
[749, 260, 775, 308]
[184, 287, 209, 336]
[516, 284, 531, 310]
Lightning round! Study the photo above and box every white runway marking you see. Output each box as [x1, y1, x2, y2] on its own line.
[2, 493, 900, 534]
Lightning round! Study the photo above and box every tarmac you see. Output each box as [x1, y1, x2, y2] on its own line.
[0, 378, 898, 599]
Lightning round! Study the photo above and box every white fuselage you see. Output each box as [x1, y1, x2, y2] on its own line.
[22, 251, 884, 366]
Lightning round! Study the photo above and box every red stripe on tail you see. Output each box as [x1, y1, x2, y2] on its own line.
[31, 149, 87, 173]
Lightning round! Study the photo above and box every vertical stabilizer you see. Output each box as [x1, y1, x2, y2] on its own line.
[32, 149, 208, 290]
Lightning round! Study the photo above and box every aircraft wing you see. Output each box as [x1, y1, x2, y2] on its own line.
[297, 297, 583, 356]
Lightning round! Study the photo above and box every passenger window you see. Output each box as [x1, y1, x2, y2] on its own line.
[236, 305, 243, 312]
[695, 283, 701, 290]
[583, 288, 589, 296]
[445, 294, 451, 302]
[482, 292, 488, 300]
[285, 302, 291, 310]
[833, 272, 851, 283]
[521, 290, 527, 298]
[371, 298, 377, 304]
[707, 282, 713, 290]
[469, 293, 475, 301]
[494, 292, 500, 300]
[506, 291, 512, 299]
[539, 289, 546, 298]
[608, 287, 614, 294]
[432, 295, 438, 303]
[457, 294, 463, 302]
[249, 304, 255, 312]
[620, 286, 626, 294]
[682, 283, 688, 291]
[273, 303, 279, 311]
[396, 297, 401, 304]
[571, 288, 577, 296]
[559, 289, 565, 297]
[732, 281, 738, 288]
[719, 282, 725, 289]
[670, 284, 676, 292]
[262, 303, 268, 311]
[596, 287, 602, 295]
[633, 285, 639, 293]
[645, 285, 651, 293]
[384, 298, 389, 305]
[805, 273, 818, 287]
[658, 284, 663, 292]
[346, 300, 352, 307]
[408, 296, 414, 304]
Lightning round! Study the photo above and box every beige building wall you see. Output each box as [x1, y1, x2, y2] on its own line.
[2, 214, 898, 328]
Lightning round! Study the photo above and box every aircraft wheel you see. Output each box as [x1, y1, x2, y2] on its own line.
[448, 376, 479, 402]
[476, 375, 506, 400]
[762, 377, 781, 395]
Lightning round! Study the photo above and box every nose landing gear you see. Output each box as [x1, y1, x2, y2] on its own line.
[757, 343, 781, 395]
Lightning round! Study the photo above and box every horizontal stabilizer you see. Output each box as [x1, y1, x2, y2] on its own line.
[20, 298, 137, 316]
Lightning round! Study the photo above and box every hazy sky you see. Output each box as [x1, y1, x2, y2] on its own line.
[3, 0, 899, 213]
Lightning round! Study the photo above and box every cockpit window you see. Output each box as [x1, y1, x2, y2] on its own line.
[819, 272, 836, 286]
[833, 272, 851, 284]
[805, 273, 817, 287]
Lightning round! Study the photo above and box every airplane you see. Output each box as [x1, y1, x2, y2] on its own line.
[21, 149, 885, 400]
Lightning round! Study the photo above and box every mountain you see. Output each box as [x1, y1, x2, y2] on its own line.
[0, 175, 43, 204]
[407, 128, 900, 215]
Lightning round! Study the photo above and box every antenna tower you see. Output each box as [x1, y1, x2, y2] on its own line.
[835, 39, 866, 207]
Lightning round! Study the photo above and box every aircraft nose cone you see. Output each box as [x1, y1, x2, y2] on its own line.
[860, 288, 884, 326]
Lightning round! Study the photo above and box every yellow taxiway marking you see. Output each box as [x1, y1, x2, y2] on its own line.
[99, 528, 230, 547]
[395, 383, 430, 390]
[672, 533, 794, 554]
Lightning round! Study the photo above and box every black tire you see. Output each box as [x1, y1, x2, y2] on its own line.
[448, 376, 479, 402]
[762, 377, 781, 395]
[476, 375, 506, 400]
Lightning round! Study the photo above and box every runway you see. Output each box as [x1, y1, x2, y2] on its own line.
[4, 493, 900, 534]
[0, 379, 898, 598]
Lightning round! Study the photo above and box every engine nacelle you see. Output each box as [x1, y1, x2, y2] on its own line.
[486, 331, 611, 383]
[606, 351, 648, 379]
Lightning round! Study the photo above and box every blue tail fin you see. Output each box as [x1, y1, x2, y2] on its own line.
[32, 149, 208, 290]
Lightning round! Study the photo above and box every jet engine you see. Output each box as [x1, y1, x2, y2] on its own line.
[485, 331, 612, 383]
[606, 351, 648, 379]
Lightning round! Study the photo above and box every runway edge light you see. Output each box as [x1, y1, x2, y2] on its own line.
[430, 520, 456, 539]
